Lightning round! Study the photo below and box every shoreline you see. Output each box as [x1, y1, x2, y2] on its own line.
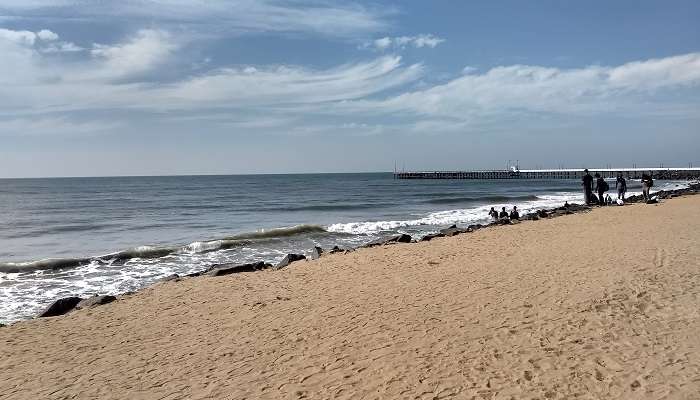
[2, 189, 700, 398]
[6, 181, 698, 323]
[0, 182, 700, 326]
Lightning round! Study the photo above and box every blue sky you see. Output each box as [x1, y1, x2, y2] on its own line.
[1, 0, 699, 177]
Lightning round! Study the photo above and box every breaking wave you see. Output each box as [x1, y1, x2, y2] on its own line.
[0, 225, 329, 274]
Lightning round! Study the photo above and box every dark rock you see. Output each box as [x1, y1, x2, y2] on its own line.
[646, 198, 658, 204]
[439, 227, 466, 237]
[468, 224, 482, 231]
[38, 296, 82, 317]
[365, 234, 413, 247]
[76, 295, 116, 310]
[207, 261, 270, 276]
[159, 274, 180, 282]
[394, 234, 412, 243]
[537, 210, 549, 218]
[420, 233, 445, 242]
[310, 246, 324, 260]
[329, 246, 344, 254]
[274, 254, 306, 270]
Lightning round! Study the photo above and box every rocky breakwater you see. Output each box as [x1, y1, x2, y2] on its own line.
[24, 182, 700, 322]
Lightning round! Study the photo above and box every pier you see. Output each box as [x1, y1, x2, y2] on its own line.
[394, 167, 700, 180]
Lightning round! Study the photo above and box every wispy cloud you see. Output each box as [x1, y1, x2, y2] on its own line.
[1, 25, 699, 139]
[0, 0, 389, 38]
[341, 53, 700, 119]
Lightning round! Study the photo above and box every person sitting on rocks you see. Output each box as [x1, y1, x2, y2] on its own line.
[499, 206, 509, 219]
[509, 206, 520, 220]
[489, 207, 498, 220]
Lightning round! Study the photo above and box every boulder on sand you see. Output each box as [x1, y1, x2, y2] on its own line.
[310, 246, 324, 260]
[439, 226, 466, 236]
[365, 234, 412, 247]
[274, 254, 307, 270]
[420, 233, 445, 242]
[75, 295, 116, 310]
[206, 261, 271, 276]
[38, 296, 82, 317]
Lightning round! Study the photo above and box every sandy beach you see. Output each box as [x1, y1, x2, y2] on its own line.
[2, 196, 699, 399]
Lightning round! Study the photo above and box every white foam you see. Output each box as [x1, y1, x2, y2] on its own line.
[328, 192, 583, 235]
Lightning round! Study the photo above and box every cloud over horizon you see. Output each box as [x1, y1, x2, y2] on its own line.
[1, 1, 699, 177]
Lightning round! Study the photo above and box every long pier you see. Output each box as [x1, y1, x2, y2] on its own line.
[394, 167, 700, 180]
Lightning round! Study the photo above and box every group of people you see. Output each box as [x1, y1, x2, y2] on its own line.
[487, 169, 657, 223]
[581, 168, 654, 205]
[489, 205, 519, 221]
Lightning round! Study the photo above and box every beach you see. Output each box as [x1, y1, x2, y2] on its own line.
[2, 195, 699, 399]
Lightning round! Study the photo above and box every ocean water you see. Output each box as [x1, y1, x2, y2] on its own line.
[0, 173, 689, 323]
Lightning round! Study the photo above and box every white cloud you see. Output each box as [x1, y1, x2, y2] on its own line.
[370, 34, 444, 51]
[0, 28, 41, 45]
[1, 25, 699, 140]
[343, 53, 700, 119]
[0, 27, 81, 55]
[0, 0, 388, 38]
[90, 29, 177, 79]
[36, 29, 58, 41]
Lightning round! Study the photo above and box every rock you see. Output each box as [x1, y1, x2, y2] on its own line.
[38, 296, 82, 317]
[75, 295, 116, 310]
[394, 234, 412, 243]
[310, 246, 324, 260]
[468, 224, 483, 231]
[537, 210, 548, 218]
[274, 254, 306, 270]
[159, 274, 180, 282]
[365, 234, 412, 247]
[439, 227, 466, 236]
[420, 233, 445, 242]
[207, 261, 270, 276]
[329, 246, 344, 254]
[646, 198, 658, 204]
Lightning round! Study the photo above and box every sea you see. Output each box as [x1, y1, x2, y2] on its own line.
[0, 173, 690, 323]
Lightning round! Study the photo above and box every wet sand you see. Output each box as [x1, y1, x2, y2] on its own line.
[2, 196, 699, 399]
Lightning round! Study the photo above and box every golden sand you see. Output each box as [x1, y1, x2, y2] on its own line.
[2, 196, 699, 399]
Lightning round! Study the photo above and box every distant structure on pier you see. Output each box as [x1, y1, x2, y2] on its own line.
[394, 167, 700, 180]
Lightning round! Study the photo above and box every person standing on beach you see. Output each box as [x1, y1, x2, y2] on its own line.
[641, 172, 654, 201]
[616, 173, 627, 200]
[582, 169, 594, 205]
[594, 173, 607, 206]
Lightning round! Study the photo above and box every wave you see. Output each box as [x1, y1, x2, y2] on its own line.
[222, 224, 327, 240]
[1, 224, 329, 274]
[425, 195, 538, 205]
[328, 192, 583, 235]
[0, 257, 93, 273]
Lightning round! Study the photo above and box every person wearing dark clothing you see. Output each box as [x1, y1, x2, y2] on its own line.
[616, 173, 627, 200]
[582, 169, 594, 205]
[594, 173, 607, 206]
[641, 172, 654, 201]
[488, 207, 498, 220]
[499, 207, 509, 219]
[509, 206, 520, 220]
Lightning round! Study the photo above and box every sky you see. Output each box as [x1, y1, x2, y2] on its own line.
[0, 0, 699, 178]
